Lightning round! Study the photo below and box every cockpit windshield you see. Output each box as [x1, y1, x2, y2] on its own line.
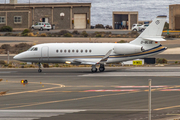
[28, 47, 38, 51]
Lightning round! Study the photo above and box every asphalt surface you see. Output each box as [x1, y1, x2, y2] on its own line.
[0, 67, 180, 120]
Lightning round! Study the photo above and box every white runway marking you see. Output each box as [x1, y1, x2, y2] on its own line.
[80, 72, 180, 77]
[0, 109, 147, 120]
[0, 110, 86, 120]
[0, 71, 15, 74]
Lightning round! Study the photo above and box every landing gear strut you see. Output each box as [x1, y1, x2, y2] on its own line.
[91, 65, 97, 72]
[38, 62, 42, 73]
[99, 64, 105, 72]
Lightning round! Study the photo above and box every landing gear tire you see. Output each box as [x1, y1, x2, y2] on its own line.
[99, 67, 105, 72]
[38, 62, 42, 73]
[38, 69, 42, 73]
[91, 68, 97, 73]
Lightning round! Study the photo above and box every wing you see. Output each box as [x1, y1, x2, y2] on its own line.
[72, 49, 113, 65]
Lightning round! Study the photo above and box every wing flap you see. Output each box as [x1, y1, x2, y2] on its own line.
[73, 59, 96, 65]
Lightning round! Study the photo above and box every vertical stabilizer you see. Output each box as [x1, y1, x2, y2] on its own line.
[130, 15, 167, 47]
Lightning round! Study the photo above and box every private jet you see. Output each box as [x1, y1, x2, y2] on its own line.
[13, 15, 167, 73]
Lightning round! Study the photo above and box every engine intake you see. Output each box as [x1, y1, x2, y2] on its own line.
[114, 44, 143, 54]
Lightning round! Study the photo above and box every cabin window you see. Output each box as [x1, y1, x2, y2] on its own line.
[89, 50, 92, 53]
[72, 50, 74, 53]
[68, 50, 70, 53]
[64, 50, 66, 53]
[81, 50, 83, 53]
[85, 50, 87, 53]
[56, 50, 58, 53]
[76, 50, 78, 53]
[33, 47, 38, 51]
[30, 47, 34, 51]
[60, 50, 62, 53]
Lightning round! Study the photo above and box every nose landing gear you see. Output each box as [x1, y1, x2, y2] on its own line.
[38, 62, 42, 73]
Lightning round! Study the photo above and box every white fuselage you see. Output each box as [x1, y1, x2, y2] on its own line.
[13, 43, 166, 64]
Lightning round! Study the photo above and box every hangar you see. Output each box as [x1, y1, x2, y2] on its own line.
[169, 4, 180, 30]
[112, 11, 138, 30]
[0, 0, 91, 30]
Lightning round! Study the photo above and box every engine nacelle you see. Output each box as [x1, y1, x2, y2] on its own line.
[114, 44, 143, 54]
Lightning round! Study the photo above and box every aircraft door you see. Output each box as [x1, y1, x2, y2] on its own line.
[41, 46, 49, 62]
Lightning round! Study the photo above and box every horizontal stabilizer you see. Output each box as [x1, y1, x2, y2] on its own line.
[143, 37, 166, 41]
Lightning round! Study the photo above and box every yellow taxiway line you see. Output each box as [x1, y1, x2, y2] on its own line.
[1, 81, 65, 96]
[154, 105, 180, 111]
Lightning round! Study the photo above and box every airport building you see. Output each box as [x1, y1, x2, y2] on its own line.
[169, 4, 180, 30]
[0, 0, 91, 30]
[112, 11, 138, 30]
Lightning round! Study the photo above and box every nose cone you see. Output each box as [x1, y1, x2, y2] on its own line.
[13, 54, 21, 60]
[13, 52, 26, 61]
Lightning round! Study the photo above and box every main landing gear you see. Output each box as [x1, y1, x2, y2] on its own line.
[91, 64, 105, 73]
[38, 62, 42, 73]
[99, 64, 105, 72]
[91, 65, 97, 72]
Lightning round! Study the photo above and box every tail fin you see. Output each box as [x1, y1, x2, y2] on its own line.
[130, 15, 167, 47]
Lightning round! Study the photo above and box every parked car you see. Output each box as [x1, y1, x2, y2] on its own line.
[132, 24, 149, 32]
[139, 24, 149, 32]
[131, 24, 142, 31]
[31, 22, 52, 31]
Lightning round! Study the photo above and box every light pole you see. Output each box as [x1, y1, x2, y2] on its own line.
[148, 79, 152, 120]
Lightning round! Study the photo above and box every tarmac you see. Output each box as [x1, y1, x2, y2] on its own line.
[0, 67, 180, 120]
[0, 33, 180, 120]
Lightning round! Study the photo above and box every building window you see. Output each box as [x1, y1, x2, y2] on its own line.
[14, 16, 22, 23]
[0, 16, 5, 24]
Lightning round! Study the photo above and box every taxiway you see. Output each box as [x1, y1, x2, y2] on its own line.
[0, 67, 180, 120]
